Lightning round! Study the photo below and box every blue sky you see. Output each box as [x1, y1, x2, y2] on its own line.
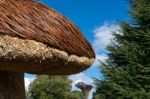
[25, 0, 130, 98]
[37, 0, 130, 42]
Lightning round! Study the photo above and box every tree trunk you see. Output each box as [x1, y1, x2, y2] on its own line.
[0, 71, 25, 99]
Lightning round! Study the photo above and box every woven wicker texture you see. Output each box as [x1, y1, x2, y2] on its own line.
[0, 0, 95, 58]
[0, 0, 95, 74]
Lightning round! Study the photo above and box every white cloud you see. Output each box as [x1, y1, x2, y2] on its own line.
[69, 73, 93, 90]
[92, 23, 120, 66]
[96, 54, 108, 62]
[72, 23, 120, 97]
[93, 23, 120, 53]
[24, 77, 35, 92]
[92, 54, 108, 67]
[69, 23, 120, 99]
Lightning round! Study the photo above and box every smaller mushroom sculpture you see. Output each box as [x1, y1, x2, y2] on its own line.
[76, 82, 93, 99]
[0, 0, 95, 99]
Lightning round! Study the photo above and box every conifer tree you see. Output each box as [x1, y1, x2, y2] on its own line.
[93, 0, 150, 98]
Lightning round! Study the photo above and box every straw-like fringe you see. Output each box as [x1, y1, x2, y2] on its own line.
[0, 0, 95, 58]
[0, 34, 95, 74]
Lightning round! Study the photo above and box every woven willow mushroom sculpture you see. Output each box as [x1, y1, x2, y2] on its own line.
[0, 0, 95, 99]
[76, 82, 93, 99]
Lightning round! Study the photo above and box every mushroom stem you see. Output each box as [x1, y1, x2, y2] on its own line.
[0, 71, 25, 99]
[82, 90, 90, 99]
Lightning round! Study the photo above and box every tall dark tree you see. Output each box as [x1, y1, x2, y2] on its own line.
[93, 0, 150, 99]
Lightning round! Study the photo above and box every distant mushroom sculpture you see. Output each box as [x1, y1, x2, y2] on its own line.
[0, 0, 95, 99]
[76, 82, 93, 99]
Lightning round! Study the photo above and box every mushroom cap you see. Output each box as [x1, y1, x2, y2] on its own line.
[0, 0, 95, 75]
[76, 82, 93, 90]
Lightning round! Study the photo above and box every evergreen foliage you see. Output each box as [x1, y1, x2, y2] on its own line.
[93, 0, 150, 98]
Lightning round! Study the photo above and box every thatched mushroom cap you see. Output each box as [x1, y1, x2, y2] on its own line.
[0, 0, 95, 75]
[76, 82, 93, 90]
